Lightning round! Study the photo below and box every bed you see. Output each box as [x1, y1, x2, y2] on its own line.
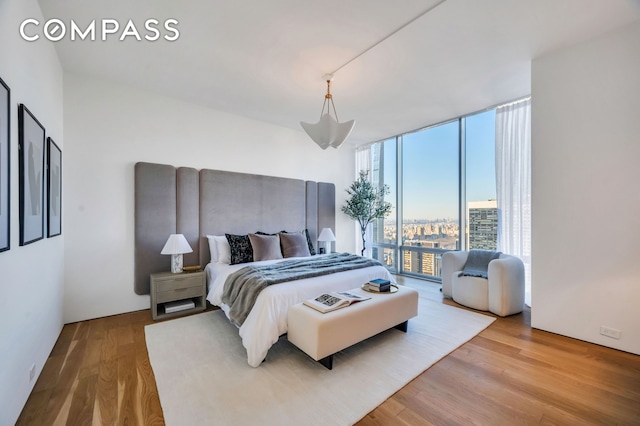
[134, 163, 393, 366]
[206, 253, 394, 366]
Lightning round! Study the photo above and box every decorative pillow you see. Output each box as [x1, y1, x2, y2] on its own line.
[248, 233, 283, 261]
[304, 229, 316, 255]
[278, 231, 311, 258]
[225, 233, 253, 265]
[280, 229, 316, 255]
[215, 235, 231, 264]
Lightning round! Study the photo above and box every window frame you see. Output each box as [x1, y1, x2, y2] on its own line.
[366, 105, 508, 282]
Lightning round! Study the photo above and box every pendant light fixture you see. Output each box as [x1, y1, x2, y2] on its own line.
[300, 74, 355, 150]
[299, 1, 447, 149]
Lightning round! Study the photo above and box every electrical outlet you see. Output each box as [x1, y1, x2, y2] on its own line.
[29, 364, 36, 381]
[600, 326, 621, 340]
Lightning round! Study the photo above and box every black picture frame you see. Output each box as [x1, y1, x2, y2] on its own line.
[0, 77, 9, 252]
[18, 104, 45, 246]
[47, 137, 61, 237]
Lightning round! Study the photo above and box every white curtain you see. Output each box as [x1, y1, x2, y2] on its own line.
[495, 98, 532, 306]
[354, 145, 373, 257]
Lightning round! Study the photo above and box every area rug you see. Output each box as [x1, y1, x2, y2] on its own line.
[145, 298, 495, 426]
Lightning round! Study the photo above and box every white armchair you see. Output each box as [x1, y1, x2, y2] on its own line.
[441, 251, 525, 317]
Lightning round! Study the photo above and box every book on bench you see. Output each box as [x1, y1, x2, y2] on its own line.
[364, 278, 392, 292]
[303, 290, 371, 313]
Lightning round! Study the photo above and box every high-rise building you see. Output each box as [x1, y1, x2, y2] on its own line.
[402, 241, 440, 276]
[467, 200, 498, 250]
[402, 248, 418, 272]
[371, 143, 385, 245]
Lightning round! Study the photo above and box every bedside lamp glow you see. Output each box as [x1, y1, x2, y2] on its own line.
[317, 228, 336, 254]
[161, 234, 193, 273]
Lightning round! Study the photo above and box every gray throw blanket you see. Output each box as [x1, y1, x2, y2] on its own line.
[459, 249, 502, 279]
[222, 253, 382, 327]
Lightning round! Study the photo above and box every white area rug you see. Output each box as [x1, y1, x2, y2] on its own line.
[145, 298, 495, 426]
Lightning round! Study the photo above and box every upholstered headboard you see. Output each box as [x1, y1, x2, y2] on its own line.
[134, 162, 335, 295]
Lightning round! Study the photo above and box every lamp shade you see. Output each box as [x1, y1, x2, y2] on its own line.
[318, 228, 336, 242]
[160, 234, 193, 255]
[300, 114, 355, 150]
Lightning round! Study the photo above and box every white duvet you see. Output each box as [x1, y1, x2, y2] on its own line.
[206, 254, 395, 367]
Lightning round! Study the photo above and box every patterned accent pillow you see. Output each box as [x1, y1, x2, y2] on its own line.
[225, 233, 253, 265]
[304, 229, 316, 256]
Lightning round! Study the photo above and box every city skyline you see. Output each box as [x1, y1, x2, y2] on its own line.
[373, 201, 498, 277]
[370, 108, 499, 278]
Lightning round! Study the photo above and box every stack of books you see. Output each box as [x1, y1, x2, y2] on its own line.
[363, 278, 392, 292]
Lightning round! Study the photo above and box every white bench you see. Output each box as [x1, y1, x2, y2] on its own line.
[287, 285, 419, 369]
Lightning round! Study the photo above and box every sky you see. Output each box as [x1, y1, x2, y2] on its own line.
[380, 109, 496, 221]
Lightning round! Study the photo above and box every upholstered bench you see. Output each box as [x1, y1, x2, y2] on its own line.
[287, 285, 419, 369]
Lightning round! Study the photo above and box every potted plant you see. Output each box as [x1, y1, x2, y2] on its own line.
[341, 170, 392, 256]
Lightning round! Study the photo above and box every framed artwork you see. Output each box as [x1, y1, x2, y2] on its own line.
[47, 137, 61, 237]
[0, 77, 9, 252]
[18, 104, 45, 246]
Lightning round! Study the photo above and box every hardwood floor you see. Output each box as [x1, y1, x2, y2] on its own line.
[17, 277, 640, 425]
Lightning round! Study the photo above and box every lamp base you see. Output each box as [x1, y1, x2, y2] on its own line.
[318, 242, 333, 254]
[170, 254, 183, 273]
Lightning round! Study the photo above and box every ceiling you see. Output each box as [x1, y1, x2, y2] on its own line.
[37, 0, 640, 145]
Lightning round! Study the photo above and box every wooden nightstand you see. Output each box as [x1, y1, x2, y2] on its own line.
[150, 271, 206, 320]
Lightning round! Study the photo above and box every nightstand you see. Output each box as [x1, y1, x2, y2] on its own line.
[150, 271, 206, 320]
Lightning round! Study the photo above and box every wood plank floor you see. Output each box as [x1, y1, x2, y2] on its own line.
[17, 277, 640, 425]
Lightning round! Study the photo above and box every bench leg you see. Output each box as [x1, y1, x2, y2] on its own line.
[315, 321, 408, 370]
[394, 320, 408, 333]
[318, 355, 333, 370]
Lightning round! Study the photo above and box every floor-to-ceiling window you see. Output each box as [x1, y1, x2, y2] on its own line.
[363, 105, 510, 281]
[371, 138, 397, 271]
[465, 109, 497, 250]
[401, 121, 458, 279]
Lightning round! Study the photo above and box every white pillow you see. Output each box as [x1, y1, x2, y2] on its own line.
[215, 235, 231, 264]
[206, 235, 219, 262]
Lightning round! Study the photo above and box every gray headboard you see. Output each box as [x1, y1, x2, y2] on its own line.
[134, 162, 335, 295]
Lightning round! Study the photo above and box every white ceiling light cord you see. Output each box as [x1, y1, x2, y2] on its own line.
[330, 0, 448, 75]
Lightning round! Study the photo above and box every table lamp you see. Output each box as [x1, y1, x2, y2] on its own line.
[317, 228, 336, 254]
[161, 234, 193, 273]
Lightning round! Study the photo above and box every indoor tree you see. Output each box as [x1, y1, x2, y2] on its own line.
[342, 170, 392, 256]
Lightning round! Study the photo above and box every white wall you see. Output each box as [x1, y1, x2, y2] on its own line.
[0, 1, 65, 424]
[531, 21, 640, 354]
[63, 73, 356, 323]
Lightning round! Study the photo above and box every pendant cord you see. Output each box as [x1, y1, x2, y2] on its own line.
[319, 80, 341, 121]
[319, 97, 329, 119]
[330, 98, 339, 122]
[330, 0, 448, 76]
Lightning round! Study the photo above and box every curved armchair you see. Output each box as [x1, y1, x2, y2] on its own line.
[441, 251, 525, 317]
